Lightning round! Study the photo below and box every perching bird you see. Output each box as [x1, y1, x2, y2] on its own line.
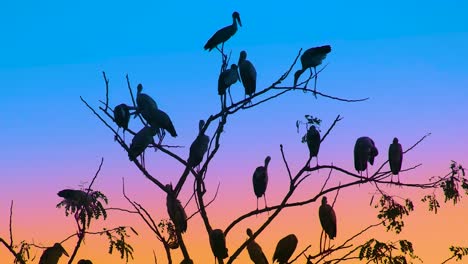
[209, 229, 228, 263]
[246, 228, 268, 264]
[272, 234, 298, 264]
[128, 126, 158, 166]
[166, 184, 188, 233]
[204, 12, 242, 52]
[388, 137, 403, 182]
[57, 189, 90, 206]
[238, 50, 257, 102]
[294, 45, 332, 95]
[114, 103, 131, 140]
[253, 156, 271, 212]
[136, 84, 158, 111]
[188, 120, 210, 168]
[354, 136, 379, 178]
[319, 196, 337, 252]
[306, 125, 321, 166]
[77, 260, 93, 264]
[146, 108, 178, 138]
[39, 243, 69, 264]
[218, 64, 240, 109]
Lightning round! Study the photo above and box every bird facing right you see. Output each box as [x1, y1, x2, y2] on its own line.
[388, 137, 403, 182]
[319, 196, 337, 240]
[252, 156, 271, 212]
[39, 243, 69, 264]
[354, 136, 379, 177]
[204, 12, 242, 52]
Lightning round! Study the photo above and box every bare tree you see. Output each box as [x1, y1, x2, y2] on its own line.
[72, 11, 468, 264]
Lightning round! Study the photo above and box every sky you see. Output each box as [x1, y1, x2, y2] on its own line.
[1, 0, 467, 263]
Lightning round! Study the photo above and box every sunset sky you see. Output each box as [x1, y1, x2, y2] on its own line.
[1, 0, 467, 263]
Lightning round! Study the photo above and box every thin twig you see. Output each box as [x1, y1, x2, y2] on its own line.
[280, 144, 293, 181]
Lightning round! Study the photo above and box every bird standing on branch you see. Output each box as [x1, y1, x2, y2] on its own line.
[209, 229, 229, 264]
[253, 156, 271, 213]
[238, 50, 257, 103]
[128, 126, 158, 167]
[294, 45, 332, 96]
[388, 137, 403, 183]
[218, 64, 240, 110]
[319, 196, 337, 252]
[204, 12, 242, 53]
[113, 103, 131, 140]
[354, 136, 379, 178]
[306, 125, 320, 166]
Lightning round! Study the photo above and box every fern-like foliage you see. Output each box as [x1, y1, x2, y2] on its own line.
[158, 219, 179, 249]
[56, 188, 108, 228]
[359, 239, 421, 263]
[375, 195, 413, 234]
[421, 194, 440, 214]
[440, 161, 466, 205]
[13, 241, 30, 264]
[448, 246, 468, 261]
[103, 226, 136, 263]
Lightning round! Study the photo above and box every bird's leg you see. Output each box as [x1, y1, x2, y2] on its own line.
[228, 87, 234, 105]
[313, 67, 318, 98]
[319, 231, 323, 253]
[263, 194, 269, 216]
[256, 198, 259, 218]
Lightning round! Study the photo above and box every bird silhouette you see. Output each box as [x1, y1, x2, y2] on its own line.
[388, 137, 403, 183]
[218, 64, 240, 109]
[253, 156, 271, 212]
[294, 45, 332, 95]
[209, 229, 228, 264]
[319, 196, 337, 252]
[188, 120, 210, 169]
[204, 12, 242, 53]
[246, 228, 269, 264]
[238, 50, 257, 103]
[113, 103, 131, 140]
[306, 125, 320, 166]
[136, 83, 158, 108]
[166, 184, 188, 233]
[39, 243, 69, 264]
[57, 189, 91, 206]
[148, 108, 178, 138]
[272, 234, 298, 264]
[354, 136, 379, 178]
[128, 126, 158, 167]
[77, 260, 93, 264]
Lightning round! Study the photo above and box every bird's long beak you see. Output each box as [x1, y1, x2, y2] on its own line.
[237, 16, 242, 27]
[62, 248, 69, 257]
